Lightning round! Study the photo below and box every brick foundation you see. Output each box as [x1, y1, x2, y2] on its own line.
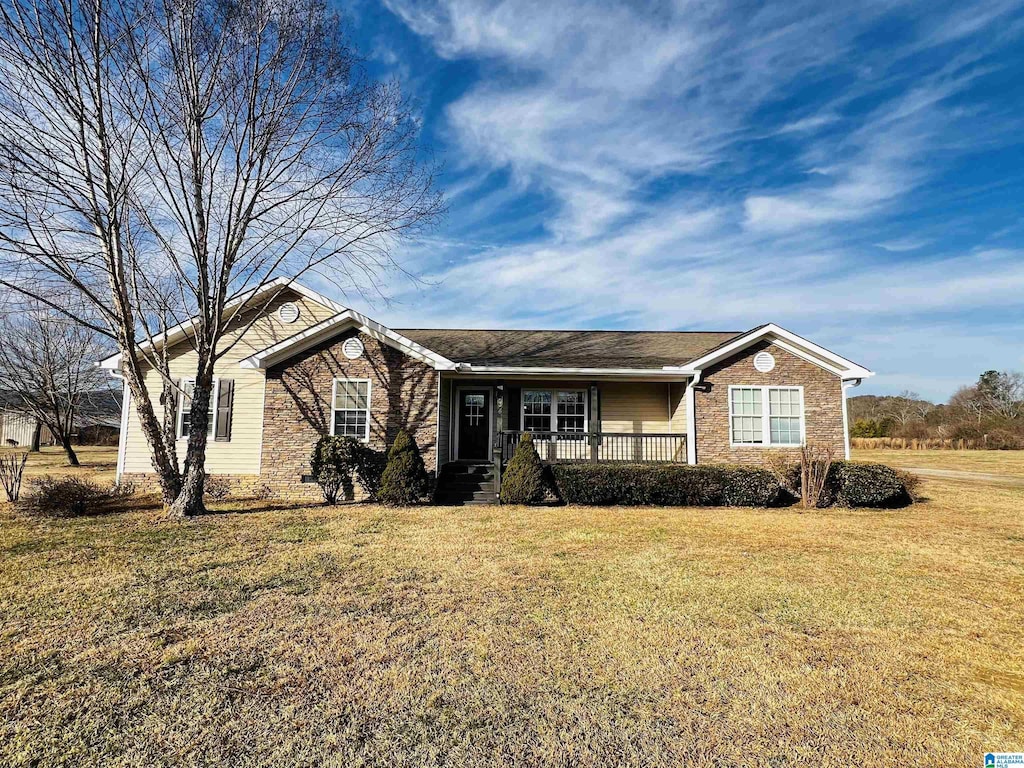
[694, 340, 845, 464]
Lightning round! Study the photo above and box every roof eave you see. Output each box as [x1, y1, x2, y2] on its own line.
[96, 277, 346, 369]
[239, 310, 457, 371]
[682, 323, 875, 379]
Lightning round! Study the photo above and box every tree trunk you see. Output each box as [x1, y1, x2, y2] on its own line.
[29, 422, 41, 452]
[122, 364, 181, 504]
[166, 371, 213, 517]
[59, 432, 80, 466]
[167, 462, 206, 517]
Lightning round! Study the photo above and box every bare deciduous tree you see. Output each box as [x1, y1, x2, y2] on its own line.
[0, 306, 110, 465]
[976, 370, 1024, 421]
[0, 0, 442, 515]
[885, 390, 922, 428]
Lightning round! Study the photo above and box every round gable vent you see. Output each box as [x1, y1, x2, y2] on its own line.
[753, 351, 775, 373]
[278, 302, 300, 324]
[342, 336, 364, 360]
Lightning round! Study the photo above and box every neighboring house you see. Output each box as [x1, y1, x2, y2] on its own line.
[0, 389, 123, 447]
[0, 391, 33, 446]
[101, 279, 874, 503]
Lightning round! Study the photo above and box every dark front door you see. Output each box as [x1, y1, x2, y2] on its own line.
[457, 389, 491, 461]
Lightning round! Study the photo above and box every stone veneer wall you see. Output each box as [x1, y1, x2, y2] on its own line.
[259, 329, 439, 499]
[694, 340, 845, 464]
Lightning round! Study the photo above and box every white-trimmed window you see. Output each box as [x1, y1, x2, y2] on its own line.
[729, 386, 804, 446]
[523, 389, 588, 434]
[178, 379, 218, 439]
[332, 379, 371, 441]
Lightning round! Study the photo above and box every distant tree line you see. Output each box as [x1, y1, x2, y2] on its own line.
[849, 370, 1024, 449]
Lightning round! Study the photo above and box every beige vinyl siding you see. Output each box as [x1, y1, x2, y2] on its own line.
[121, 291, 337, 476]
[669, 381, 688, 433]
[600, 382, 684, 433]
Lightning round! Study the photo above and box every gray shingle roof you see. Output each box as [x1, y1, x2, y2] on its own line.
[395, 329, 743, 369]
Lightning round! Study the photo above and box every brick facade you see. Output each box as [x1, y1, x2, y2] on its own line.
[694, 340, 845, 464]
[259, 329, 439, 498]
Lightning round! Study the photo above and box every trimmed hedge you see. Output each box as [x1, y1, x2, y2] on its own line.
[550, 461, 917, 509]
[500, 433, 547, 505]
[822, 461, 915, 508]
[551, 463, 789, 507]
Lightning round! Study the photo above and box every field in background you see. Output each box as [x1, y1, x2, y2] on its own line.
[1, 450, 1023, 765]
[854, 447, 1024, 478]
[852, 436, 1004, 450]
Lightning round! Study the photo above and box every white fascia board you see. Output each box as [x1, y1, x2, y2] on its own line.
[97, 277, 349, 369]
[449, 365, 697, 378]
[239, 310, 456, 371]
[683, 324, 874, 379]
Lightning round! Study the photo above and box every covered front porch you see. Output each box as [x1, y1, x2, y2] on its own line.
[435, 377, 690, 503]
[438, 376, 691, 473]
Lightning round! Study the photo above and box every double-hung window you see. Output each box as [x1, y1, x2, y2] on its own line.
[729, 386, 804, 446]
[523, 389, 588, 435]
[178, 379, 218, 439]
[332, 379, 371, 441]
[556, 391, 586, 434]
[522, 390, 552, 432]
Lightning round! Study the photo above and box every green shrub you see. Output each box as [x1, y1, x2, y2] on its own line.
[501, 433, 547, 504]
[550, 464, 788, 507]
[354, 447, 388, 501]
[378, 430, 430, 506]
[310, 436, 361, 504]
[826, 462, 915, 508]
[18, 476, 135, 518]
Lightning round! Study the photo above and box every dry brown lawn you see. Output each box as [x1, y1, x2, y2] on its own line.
[1, 447, 1022, 766]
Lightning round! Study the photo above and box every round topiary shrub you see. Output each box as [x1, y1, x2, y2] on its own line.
[500, 433, 546, 505]
[378, 429, 430, 506]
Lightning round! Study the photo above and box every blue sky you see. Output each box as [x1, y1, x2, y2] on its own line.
[334, 0, 1024, 402]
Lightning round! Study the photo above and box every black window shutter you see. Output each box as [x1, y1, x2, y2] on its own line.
[170, 378, 182, 437]
[215, 379, 234, 441]
[507, 386, 521, 430]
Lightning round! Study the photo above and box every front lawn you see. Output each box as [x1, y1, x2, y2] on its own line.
[1, 451, 1022, 765]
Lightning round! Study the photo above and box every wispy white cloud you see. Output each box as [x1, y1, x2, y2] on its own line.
[876, 237, 930, 252]
[373, 0, 1024, 400]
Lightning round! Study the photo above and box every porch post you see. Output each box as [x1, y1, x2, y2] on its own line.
[493, 383, 506, 499]
[589, 384, 600, 462]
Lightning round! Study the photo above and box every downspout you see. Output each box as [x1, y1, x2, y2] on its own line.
[114, 372, 129, 482]
[841, 378, 862, 460]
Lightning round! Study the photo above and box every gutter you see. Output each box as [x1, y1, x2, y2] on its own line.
[448, 364, 698, 378]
